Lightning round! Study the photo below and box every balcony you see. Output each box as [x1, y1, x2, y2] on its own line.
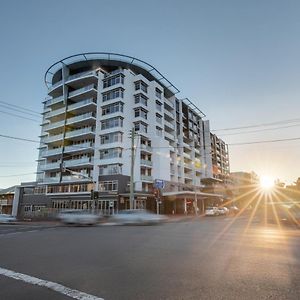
[64, 157, 93, 168]
[164, 98, 174, 109]
[64, 127, 95, 140]
[68, 84, 97, 101]
[43, 176, 60, 183]
[141, 175, 153, 182]
[44, 107, 66, 119]
[66, 71, 97, 83]
[64, 142, 93, 154]
[43, 148, 62, 158]
[184, 162, 192, 170]
[164, 131, 175, 141]
[140, 159, 152, 167]
[43, 120, 65, 132]
[164, 120, 175, 131]
[183, 152, 192, 160]
[164, 108, 174, 119]
[42, 133, 63, 144]
[104, 69, 124, 78]
[140, 144, 152, 153]
[45, 95, 64, 107]
[67, 98, 96, 114]
[40, 161, 61, 171]
[48, 80, 63, 96]
[66, 112, 96, 126]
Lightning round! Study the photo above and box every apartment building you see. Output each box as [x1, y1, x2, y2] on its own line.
[14, 53, 226, 216]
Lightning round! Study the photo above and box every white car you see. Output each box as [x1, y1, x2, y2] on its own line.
[0, 214, 16, 223]
[205, 207, 219, 216]
[58, 210, 101, 225]
[112, 210, 168, 225]
[218, 207, 229, 215]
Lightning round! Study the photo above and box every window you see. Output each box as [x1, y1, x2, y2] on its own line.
[102, 88, 124, 102]
[134, 80, 148, 93]
[156, 100, 162, 111]
[100, 132, 123, 144]
[99, 180, 118, 192]
[134, 122, 148, 133]
[101, 117, 123, 130]
[100, 148, 122, 159]
[156, 113, 162, 124]
[102, 102, 123, 115]
[156, 126, 162, 137]
[134, 108, 147, 119]
[134, 94, 148, 106]
[103, 75, 124, 88]
[99, 164, 122, 175]
[155, 88, 162, 99]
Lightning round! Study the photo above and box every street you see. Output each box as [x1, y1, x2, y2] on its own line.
[0, 216, 300, 300]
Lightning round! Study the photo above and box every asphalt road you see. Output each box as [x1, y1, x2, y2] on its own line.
[0, 216, 299, 300]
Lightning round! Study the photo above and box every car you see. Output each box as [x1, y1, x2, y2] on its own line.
[229, 206, 239, 215]
[0, 214, 16, 224]
[111, 209, 168, 225]
[57, 210, 101, 225]
[218, 207, 229, 215]
[205, 207, 219, 216]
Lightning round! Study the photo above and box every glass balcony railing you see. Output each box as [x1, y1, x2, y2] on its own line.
[48, 80, 63, 92]
[64, 157, 93, 167]
[67, 71, 97, 82]
[65, 127, 94, 138]
[42, 133, 64, 143]
[69, 84, 97, 98]
[67, 98, 96, 111]
[40, 161, 61, 170]
[43, 120, 65, 131]
[140, 159, 152, 167]
[64, 142, 93, 153]
[44, 107, 66, 119]
[140, 144, 152, 152]
[45, 95, 64, 107]
[43, 148, 62, 157]
[66, 112, 95, 125]
[141, 175, 153, 182]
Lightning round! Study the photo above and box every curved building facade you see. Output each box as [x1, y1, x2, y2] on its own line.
[33, 52, 217, 213]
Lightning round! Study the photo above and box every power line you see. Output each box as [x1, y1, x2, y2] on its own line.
[0, 172, 36, 178]
[0, 110, 40, 123]
[218, 123, 300, 136]
[228, 137, 300, 146]
[212, 118, 300, 132]
[0, 104, 41, 118]
[0, 100, 40, 115]
[0, 134, 39, 143]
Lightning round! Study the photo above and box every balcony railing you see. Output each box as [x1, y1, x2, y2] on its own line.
[141, 175, 153, 182]
[65, 127, 94, 139]
[140, 144, 152, 152]
[40, 161, 61, 171]
[67, 71, 97, 82]
[64, 157, 93, 167]
[43, 148, 62, 157]
[42, 133, 64, 143]
[43, 120, 65, 131]
[48, 80, 63, 92]
[164, 98, 174, 109]
[140, 159, 152, 167]
[164, 131, 175, 141]
[64, 142, 93, 153]
[69, 84, 97, 98]
[45, 95, 64, 107]
[67, 98, 96, 112]
[66, 112, 95, 125]
[164, 120, 175, 130]
[44, 107, 66, 119]
[164, 108, 174, 119]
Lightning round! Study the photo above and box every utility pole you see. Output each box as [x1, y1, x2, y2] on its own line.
[129, 128, 137, 210]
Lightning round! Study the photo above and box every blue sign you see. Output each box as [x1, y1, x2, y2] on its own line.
[154, 179, 165, 189]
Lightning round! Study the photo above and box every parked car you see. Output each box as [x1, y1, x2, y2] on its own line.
[112, 210, 167, 225]
[58, 210, 101, 225]
[218, 207, 229, 215]
[205, 207, 219, 216]
[0, 214, 16, 224]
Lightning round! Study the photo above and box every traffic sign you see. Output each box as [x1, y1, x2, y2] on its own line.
[154, 179, 165, 189]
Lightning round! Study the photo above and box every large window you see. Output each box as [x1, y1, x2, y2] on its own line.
[134, 108, 147, 119]
[134, 122, 148, 133]
[102, 88, 124, 102]
[100, 148, 122, 159]
[100, 132, 123, 144]
[102, 102, 123, 115]
[101, 117, 123, 130]
[155, 88, 162, 99]
[134, 80, 148, 93]
[134, 94, 148, 106]
[99, 164, 122, 175]
[99, 180, 118, 192]
[103, 75, 124, 89]
[156, 100, 162, 112]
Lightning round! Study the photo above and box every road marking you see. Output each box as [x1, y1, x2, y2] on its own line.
[0, 267, 104, 300]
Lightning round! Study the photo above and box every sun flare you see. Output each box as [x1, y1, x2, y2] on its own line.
[260, 175, 274, 190]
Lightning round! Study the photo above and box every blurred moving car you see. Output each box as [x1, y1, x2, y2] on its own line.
[0, 214, 16, 223]
[205, 207, 219, 216]
[58, 210, 101, 225]
[229, 206, 239, 215]
[112, 210, 167, 225]
[218, 207, 229, 215]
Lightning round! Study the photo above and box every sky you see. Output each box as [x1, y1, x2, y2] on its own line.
[0, 0, 300, 188]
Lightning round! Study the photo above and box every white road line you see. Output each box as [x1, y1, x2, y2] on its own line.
[0, 267, 104, 300]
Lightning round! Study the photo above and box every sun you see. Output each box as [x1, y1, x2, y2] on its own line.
[260, 175, 274, 190]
